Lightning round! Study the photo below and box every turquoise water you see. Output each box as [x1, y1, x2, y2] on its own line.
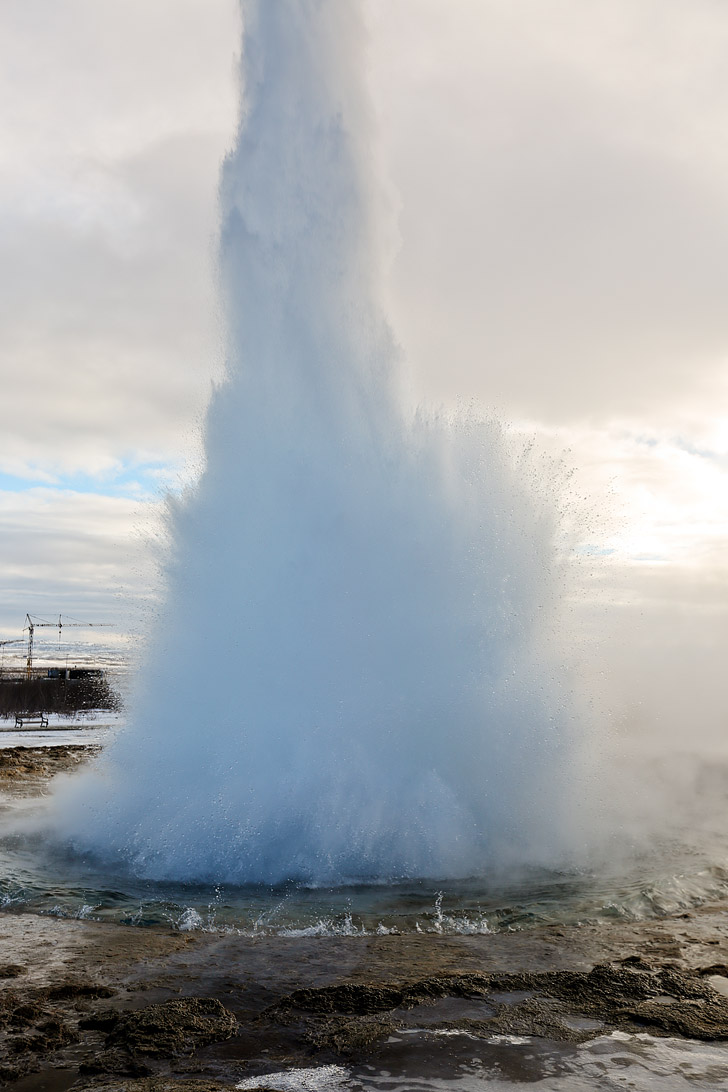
[3, 728, 728, 937]
[2, 803, 727, 936]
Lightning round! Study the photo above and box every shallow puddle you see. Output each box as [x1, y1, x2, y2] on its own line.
[236, 1032, 728, 1090]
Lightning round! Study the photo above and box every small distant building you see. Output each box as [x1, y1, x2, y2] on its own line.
[47, 667, 105, 681]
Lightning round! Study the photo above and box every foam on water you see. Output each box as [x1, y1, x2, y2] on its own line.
[237, 1067, 351, 1092]
[233, 1034, 728, 1090]
[52, 0, 590, 885]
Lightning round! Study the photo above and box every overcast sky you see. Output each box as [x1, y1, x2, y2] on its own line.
[1, 0, 727, 739]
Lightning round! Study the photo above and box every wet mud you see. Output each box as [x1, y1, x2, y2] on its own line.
[2, 749, 728, 1088]
[91, 1084, 231, 1092]
[0, 747, 101, 793]
[269, 960, 728, 1054]
[0, 981, 115, 1083]
[1, 904, 728, 1090]
[0, 981, 238, 1085]
[80, 998, 239, 1081]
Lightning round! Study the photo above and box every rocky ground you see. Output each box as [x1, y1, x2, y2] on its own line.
[0, 746, 101, 795]
[1, 747, 728, 1090]
[1, 902, 728, 1090]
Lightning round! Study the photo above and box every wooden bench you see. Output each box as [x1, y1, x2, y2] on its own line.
[14, 712, 49, 728]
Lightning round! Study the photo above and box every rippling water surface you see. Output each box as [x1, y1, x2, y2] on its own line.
[234, 1034, 728, 1091]
[2, 725, 727, 939]
[2, 796, 727, 937]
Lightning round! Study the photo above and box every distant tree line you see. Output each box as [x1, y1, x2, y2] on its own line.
[0, 676, 121, 717]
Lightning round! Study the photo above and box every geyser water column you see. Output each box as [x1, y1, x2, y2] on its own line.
[56, 0, 580, 885]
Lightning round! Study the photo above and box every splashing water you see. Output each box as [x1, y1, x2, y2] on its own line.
[54, 0, 588, 885]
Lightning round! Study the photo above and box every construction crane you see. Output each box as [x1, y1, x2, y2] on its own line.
[24, 614, 113, 680]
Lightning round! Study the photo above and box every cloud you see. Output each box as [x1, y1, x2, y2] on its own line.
[0, 131, 222, 474]
[0, 0, 239, 479]
[5, 0, 728, 465]
[0, 0, 239, 643]
[0, 488, 162, 640]
[0, 0, 726, 763]
[369, 0, 728, 432]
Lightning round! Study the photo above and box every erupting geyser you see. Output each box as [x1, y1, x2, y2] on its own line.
[56, 0, 584, 885]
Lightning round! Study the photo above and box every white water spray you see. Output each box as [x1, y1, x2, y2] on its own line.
[56, 0, 585, 885]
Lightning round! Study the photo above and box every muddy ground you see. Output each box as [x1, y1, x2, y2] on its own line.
[1, 747, 728, 1090]
[2, 899, 728, 1089]
[0, 747, 101, 796]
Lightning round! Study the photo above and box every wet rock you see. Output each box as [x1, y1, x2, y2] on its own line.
[699, 963, 728, 977]
[80, 1009, 123, 1032]
[553, 964, 656, 1004]
[494, 964, 728, 1039]
[308, 1014, 399, 1053]
[618, 954, 654, 970]
[80, 1049, 154, 1079]
[90, 1081, 235, 1091]
[0, 995, 49, 1029]
[12, 1016, 79, 1053]
[482, 997, 589, 1043]
[267, 962, 728, 1048]
[0, 1057, 41, 1084]
[33, 1015, 80, 1050]
[0, 964, 26, 979]
[0, 744, 100, 784]
[48, 981, 116, 1002]
[103, 997, 239, 1058]
[0, 981, 116, 1030]
[275, 982, 408, 1015]
[0, 979, 118, 1084]
[0, 983, 237, 1083]
[541, 963, 728, 1038]
[622, 996, 728, 1040]
[273, 973, 491, 1016]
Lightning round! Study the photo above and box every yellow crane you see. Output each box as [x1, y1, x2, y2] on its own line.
[24, 614, 113, 680]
